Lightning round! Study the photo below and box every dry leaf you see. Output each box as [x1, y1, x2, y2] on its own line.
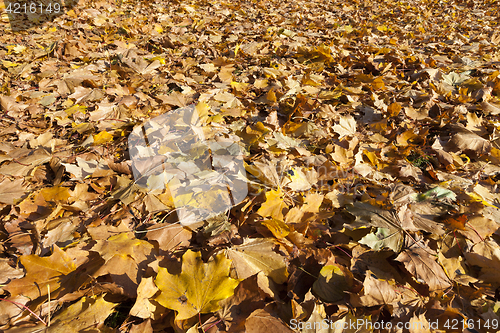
[155, 250, 239, 320]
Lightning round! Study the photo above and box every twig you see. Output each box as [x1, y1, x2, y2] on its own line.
[0, 298, 47, 326]
[334, 245, 353, 259]
[203, 318, 223, 332]
[47, 285, 51, 327]
[134, 209, 180, 233]
[466, 222, 484, 243]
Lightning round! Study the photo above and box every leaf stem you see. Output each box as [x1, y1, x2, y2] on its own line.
[0, 298, 47, 326]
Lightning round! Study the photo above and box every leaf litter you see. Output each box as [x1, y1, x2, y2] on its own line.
[1, 0, 500, 331]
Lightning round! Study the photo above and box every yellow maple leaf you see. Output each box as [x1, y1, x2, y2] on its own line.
[40, 186, 71, 202]
[2, 60, 19, 68]
[261, 218, 290, 239]
[377, 25, 388, 32]
[154, 24, 163, 33]
[5, 246, 76, 300]
[65, 104, 87, 116]
[45, 295, 117, 332]
[93, 130, 114, 145]
[155, 250, 239, 320]
[225, 238, 288, 284]
[257, 189, 288, 221]
[230, 81, 249, 92]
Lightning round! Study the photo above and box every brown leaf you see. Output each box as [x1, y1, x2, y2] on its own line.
[129, 277, 162, 319]
[448, 126, 491, 155]
[146, 223, 192, 252]
[42, 294, 117, 333]
[91, 233, 156, 297]
[217, 275, 266, 332]
[0, 259, 24, 285]
[158, 91, 187, 107]
[395, 245, 451, 292]
[226, 238, 288, 284]
[0, 148, 51, 177]
[351, 272, 400, 307]
[245, 309, 293, 333]
[0, 178, 26, 205]
[464, 239, 500, 285]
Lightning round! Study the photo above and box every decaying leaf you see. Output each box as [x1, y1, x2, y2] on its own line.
[2, 0, 500, 330]
[395, 245, 452, 292]
[245, 309, 294, 333]
[351, 272, 400, 307]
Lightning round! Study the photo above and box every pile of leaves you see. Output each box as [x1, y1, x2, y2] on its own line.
[1, 0, 500, 331]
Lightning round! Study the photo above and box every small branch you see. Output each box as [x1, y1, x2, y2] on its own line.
[0, 298, 47, 326]
[47, 285, 51, 327]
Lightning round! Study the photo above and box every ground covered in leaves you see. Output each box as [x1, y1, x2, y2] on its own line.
[1, 0, 500, 331]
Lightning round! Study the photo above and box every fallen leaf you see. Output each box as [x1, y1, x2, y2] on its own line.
[155, 250, 240, 320]
[0, 178, 26, 205]
[395, 244, 452, 292]
[5, 245, 76, 300]
[43, 294, 117, 332]
[225, 238, 288, 284]
[245, 308, 294, 333]
[333, 115, 357, 139]
[257, 189, 288, 221]
[313, 264, 351, 303]
[351, 272, 400, 307]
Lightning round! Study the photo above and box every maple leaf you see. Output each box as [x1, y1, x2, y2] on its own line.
[346, 202, 405, 252]
[351, 272, 401, 307]
[129, 276, 162, 319]
[93, 130, 114, 145]
[395, 244, 452, 292]
[312, 264, 351, 303]
[333, 115, 357, 139]
[43, 295, 117, 332]
[91, 233, 156, 297]
[257, 189, 288, 221]
[245, 309, 294, 333]
[225, 238, 288, 284]
[0, 178, 26, 205]
[464, 239, 500, 285]
[2, 0, 500, 329]
[155, 250, 240, 320]
[5, 245, 76, 300]
[0, 148, 51, 177]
